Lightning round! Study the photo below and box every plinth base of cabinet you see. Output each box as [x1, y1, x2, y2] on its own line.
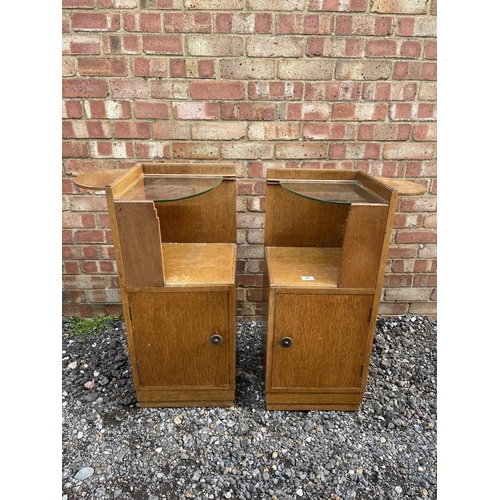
[136, 388, 234, 408]
[265, 392, 363, 411]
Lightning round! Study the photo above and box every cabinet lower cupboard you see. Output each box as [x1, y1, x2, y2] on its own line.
[262, 168, 423, 411]
[73, 163, 237, 408]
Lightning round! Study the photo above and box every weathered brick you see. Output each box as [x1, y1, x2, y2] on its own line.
[398, 17, 437, 37]
[309, 0, 367, 11]
[362, 82, 417, 101]
[413, 123, 437, 142]
[330, 143, 380, 160]
[249, 82, 304, 101]
[164, 12, 211, 33]
[63, 101, 83, 119]
[248, 0, 306, 10]
[78, 58, 127, 76]
[400, 196, 437, 213]
[62, 34, 101, 55]
[89, 141, 134, 158]
[115, 122, 151, 138]
[215, 13, 272, 33]
[354, 160, 405, 178]
[365, 39, 398, 57]
[72, 13, 120, 31]
[143, 35, 183, 54]
[153, 0, 184, 7]
[63, 0, 94, 7]
[173, 102, 219, 119]
[278, 60, 333, 80]
[191, 122, 246, 140]
[220, 59, 276, 79]
[307, 37, 362, 57]
[395, 230, 436, 244]
[173, 142, 219, 159]
[247, 37, 304, 58]
[390, 103, 436, 121]
[221, 142, 274, 159]
[110, 79, 149, 98]
[63, 141, 89, 158]
[190, 81, 245, 100]
[248, 122, 301, 141]
[336, 15, 393, 36]
[333, 103, 387, 120]
[135, 101, 169, 119]
[285, 103, 332, 120]
[133, 57, 169, 77]
[305, 82, 361, 101]
[276, 142, 328, 159]
[237, 181, 266, 195]
[237, 213, 265, 230]
[221, 103, 275, 120]
[406, 161, 436, 178]
[372, 0, 428, 14]
[418, 82, 437, 102]
[124, 12, 162, 32]
[151, 81, 189, 99]
[63, 79, 108, 98]
[358, 123, 411, 141]
[384, 143, 436, 160]
[187, 35, 244, 56]
[400, 40, 422, 59]
[424, 40, 437, 59]
[185, 0, 244, 9]
[152, 122, 190, 139]
[98, 0, 138, 7]
[84, 100, 132, 119]
[303, 123, 355, 140]
[277, 14, 334, 34]
[103, 34, 141, 54]
[335, 60, 392, 80]
[63, 57, 78, 76]
[135, 141, 171, 159]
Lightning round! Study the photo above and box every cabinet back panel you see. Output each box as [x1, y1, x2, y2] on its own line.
[264, 184, 349, 247]
[155, 180, 236, 243]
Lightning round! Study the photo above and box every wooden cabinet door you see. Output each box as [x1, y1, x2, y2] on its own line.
[271, 293, 373, 391]
[129, 291, 230, 387]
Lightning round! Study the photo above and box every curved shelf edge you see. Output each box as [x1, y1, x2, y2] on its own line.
[71, 170, 128, 190]
[374, 177, 427, 196]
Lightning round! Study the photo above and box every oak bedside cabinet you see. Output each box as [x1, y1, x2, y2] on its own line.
[72, 163, 237, 408]
[262, 168, 425, 411]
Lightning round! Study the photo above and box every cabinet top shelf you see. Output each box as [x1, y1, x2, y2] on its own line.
[279, 180, 389, 205]
[117, 175, 223, 202]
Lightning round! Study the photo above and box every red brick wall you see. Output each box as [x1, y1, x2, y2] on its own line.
[62, 0, 437, 319]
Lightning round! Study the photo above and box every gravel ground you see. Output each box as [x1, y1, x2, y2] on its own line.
[62, 315, 437, 500]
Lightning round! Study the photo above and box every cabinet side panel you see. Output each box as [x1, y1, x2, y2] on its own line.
[338, 204, 389, 289]
[114, 201, 164, 287]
